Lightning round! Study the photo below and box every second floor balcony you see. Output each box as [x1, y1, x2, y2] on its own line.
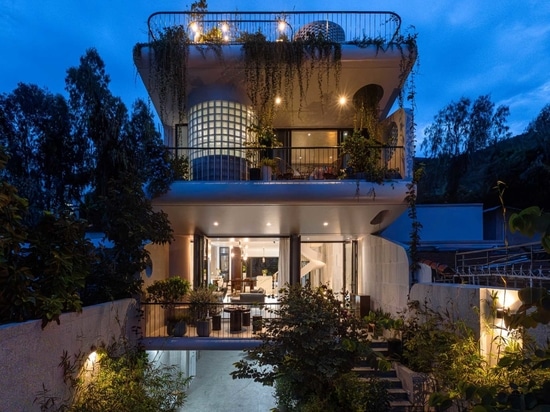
[170, 144, 408, 182]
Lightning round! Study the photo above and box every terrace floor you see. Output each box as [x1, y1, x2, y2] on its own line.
[182, 350, 276, 411]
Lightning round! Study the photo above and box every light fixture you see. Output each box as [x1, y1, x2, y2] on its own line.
[262, 248, 266, 263]
[277, 20, 287, 32]
[323, 222, 329, 226]
[213, 221, 219, 226]
[338, 96, 347, 105]
[275, 96, 282, 105]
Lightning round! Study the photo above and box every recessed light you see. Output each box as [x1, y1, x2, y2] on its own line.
[266, 222, 272, 227]
[323, 222, 329, 226]
[213, 221, 219, 226]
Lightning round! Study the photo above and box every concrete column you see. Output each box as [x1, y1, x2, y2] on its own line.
[169, 235, 193, 283]
[289, 235, 301, 285]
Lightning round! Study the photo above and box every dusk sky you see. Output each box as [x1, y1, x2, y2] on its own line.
[1, 0, 549, 146]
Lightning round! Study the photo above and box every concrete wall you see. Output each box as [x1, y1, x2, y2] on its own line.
[409, 283, 481, 337]
[0, 299, 138, 412]
[362, 235, 410, 316]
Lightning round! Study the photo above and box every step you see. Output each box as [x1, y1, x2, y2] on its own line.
[388, 388, 410, 401]
[352, 366, 397, 378]
[389, 399, 413, 412]
[358, 375, 402, 388]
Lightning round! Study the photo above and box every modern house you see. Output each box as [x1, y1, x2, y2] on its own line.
[133, 10, 418, 350]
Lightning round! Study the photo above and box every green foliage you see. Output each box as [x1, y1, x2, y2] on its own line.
[421, 95, 511, 159]
[53, 338, 191, 411]
[145, 277, 191, 304]
[232, 283, 374, 410]
[0, 146, 96, 327]
[403, 291, 550, 411]
[509, 206, 550, 253]
[0, 83, 86, 225]
[188, 286, 218, 321]
[341, 130, 386, 181]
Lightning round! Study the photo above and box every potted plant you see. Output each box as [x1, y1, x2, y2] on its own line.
[245, 124, 281, 180]
[145, 277, 191, 336]
[260, 158, 278, 181]
[188, 286, 218, 337]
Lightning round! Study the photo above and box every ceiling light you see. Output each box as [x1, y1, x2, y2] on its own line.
[323, 222, 329, 226]
[338, 96, 347, 105]
[275, 96, 282, 105]
[266, 222, 272, 227]
[213, 221, 219, 226]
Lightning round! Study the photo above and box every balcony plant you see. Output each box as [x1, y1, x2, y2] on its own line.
[341, 130, 384, 182]
[144, 277, 191, 336]
[188, 286, 218, 337]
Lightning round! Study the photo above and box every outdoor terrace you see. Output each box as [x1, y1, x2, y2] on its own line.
[170, 144, 406, 182]
[146, 11, 402, 44]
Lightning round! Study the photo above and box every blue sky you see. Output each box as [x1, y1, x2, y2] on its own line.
[1, 0, 549, 143]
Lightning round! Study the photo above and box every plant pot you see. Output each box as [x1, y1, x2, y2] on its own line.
[196, 319, 211, 337]
[249, 167, 261, 180]
[261, 165, 272, 181]
[212, 314, 222, 330]
[172, 320, 187, 337]
[252, 315, 263, 332]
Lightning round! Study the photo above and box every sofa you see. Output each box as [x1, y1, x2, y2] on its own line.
[232, 291, 265, 303]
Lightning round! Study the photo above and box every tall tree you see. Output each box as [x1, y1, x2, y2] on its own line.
[421, 95, 510, 158]
[0, 84, 85, 223]
[65, 48, 173, 302]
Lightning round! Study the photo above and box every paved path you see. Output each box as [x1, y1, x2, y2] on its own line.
[182, 350, 277, 411]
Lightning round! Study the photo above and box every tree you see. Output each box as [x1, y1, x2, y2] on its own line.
[0, 83, 86, 224]
[65, 49, 174, 302]
[231, 283, 388, 411]
[0, 146, 94, 327]
[421, 95, 510, 158]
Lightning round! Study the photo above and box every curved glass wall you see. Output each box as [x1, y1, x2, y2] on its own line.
[188, 100, 254, 180]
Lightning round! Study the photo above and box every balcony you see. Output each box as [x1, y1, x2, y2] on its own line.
[170, 144, 406, 182]
[146, 11, 402, 44]
[134, 11, 416, 129]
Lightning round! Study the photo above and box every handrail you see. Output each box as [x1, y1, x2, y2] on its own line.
[168, 144, 406, 182]
[146, 11, 402, 44]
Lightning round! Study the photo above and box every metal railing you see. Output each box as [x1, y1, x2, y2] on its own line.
[170, 145, 405, 182]
[444, 242, 550, 288]
[141, 302, 281, 339]
[147, 11, 401, 44]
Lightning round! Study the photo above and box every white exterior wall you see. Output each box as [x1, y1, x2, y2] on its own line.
[362, 235, 410, 316]
[0, 300, 138, 411]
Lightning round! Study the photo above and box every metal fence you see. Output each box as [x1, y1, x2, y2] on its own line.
[147, 11, 401, 44]
[170, 145, 405, 182]
[449, 242, 550, 288]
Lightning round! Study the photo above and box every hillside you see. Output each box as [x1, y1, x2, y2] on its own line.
[416, 131, 550, 209]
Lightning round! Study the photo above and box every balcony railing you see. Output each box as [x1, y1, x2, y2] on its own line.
[170, 145, 405, 182]
[141, 302, 281, 339]
[147, 11, 401, 44]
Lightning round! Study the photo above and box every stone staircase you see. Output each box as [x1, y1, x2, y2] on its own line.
[353, 340, 413, 412]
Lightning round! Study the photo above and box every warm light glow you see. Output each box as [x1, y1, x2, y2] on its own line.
[221, 22, 229, 33]
[266, 222, 272, 226]
[190, 21, 199, 33]
[338, 96, 347, 105]
[277, 20, 287, 32]
[213, 221, 219, 226]
[223, 35, 230, 42]
[84, 350, 98, 372]
[323, 222, 329, 226]
[275, 96, 282, 105]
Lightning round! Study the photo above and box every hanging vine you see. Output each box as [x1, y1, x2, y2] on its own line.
[240, 31, 341, 128]
[134, 25, 190, 123]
